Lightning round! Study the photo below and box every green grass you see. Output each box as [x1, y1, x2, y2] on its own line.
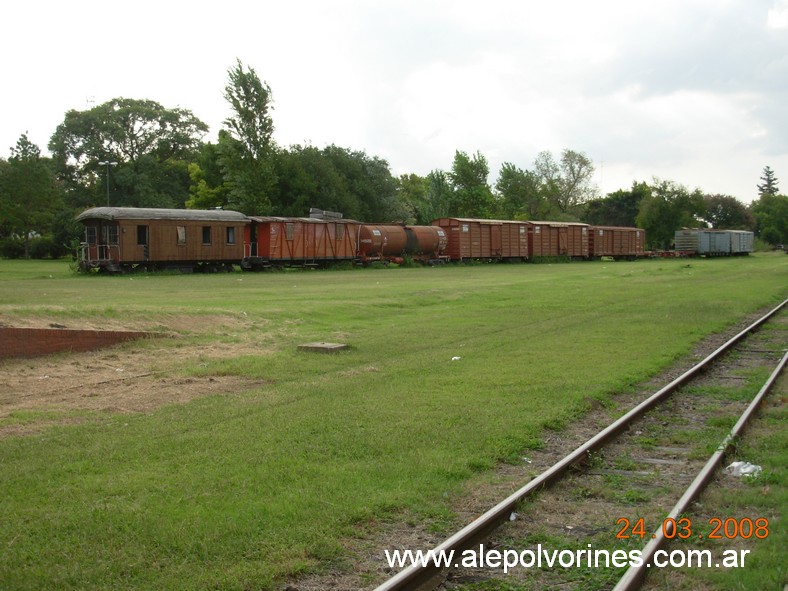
[637, 365, 787, 590]
[0, 255, 786, 590]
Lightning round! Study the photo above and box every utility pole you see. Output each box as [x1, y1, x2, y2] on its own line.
[98, 161, 118, 206]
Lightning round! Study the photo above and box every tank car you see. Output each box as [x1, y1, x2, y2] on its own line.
[358, 224, 449, 265]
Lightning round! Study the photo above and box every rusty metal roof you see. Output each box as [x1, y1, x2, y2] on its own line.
[526, 220, 590, 227]
[248, 216, 360, 224]
[75, 207, 249, 223]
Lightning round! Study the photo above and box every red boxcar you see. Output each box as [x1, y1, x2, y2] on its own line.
[526, 221, 589, 258]
[431, 218, 529, 261]
[589, 226, 646, 259]
[358, 224, 448, 264]
[242, 217, 360, 270]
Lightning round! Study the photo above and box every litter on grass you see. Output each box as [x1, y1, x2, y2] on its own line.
[723, 461, 762, 478]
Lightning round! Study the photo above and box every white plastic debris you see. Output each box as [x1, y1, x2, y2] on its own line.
[509, 512, 518, 521]
[724, 461, 762, 478]
[451, 356, 461, 361]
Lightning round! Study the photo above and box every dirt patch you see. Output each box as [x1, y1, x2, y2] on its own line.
[0, 314, 271, 438]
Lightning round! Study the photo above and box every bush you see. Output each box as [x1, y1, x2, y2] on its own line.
[29, 237, 50, 259]
[0, 238, 24, 259]
[0, 235, 70, 259]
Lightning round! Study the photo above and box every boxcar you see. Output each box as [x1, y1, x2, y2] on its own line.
[76, 207, 249, 272]
[674, 229, 753, 256]
[242, 217, 360, 270]
[358, 224, 448, 264]
[431, 218, 529, 261]
[728, 230, 754, 254]
[526, 221, 589, 258]
[589, 226, 646, 259]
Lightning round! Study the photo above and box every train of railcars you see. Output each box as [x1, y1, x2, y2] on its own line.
[432, 218, 600, 261]
[75, 207, 248, 273]
[674, 229, 754, 256]
[78, 206, 758, 273]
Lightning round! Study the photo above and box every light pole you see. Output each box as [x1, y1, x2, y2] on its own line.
[98, 160, 118, 206]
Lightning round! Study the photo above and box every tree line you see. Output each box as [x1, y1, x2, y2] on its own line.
[0, 60, 786, 258]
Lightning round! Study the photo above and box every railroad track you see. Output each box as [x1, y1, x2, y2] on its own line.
[374, 300, 787, 591]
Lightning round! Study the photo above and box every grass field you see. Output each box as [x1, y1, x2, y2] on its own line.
[0, 255, 786, 590]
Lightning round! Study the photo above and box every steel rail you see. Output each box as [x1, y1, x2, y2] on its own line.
[612, 346, 788, 591]
[373, 299, 786, 591]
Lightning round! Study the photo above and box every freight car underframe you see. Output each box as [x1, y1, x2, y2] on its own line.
[240, 256, 361, 271]
[77, 245, 237, 274]
[357, 254, 450, 266]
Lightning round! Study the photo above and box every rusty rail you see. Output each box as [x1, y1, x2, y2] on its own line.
[374, 299, 786, 591]
[613, 346, 788, 590]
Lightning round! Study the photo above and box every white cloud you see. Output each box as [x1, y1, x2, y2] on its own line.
[1, 0, 787, 203]
[767, 0, 788, 27]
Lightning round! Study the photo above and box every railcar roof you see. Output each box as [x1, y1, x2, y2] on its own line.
[75, 207, 249, 223]
[248, 216, 361, 224]
[526, 220, 590, 227]
[435, 217, 590, 227]
[433, 217, 529, 224]
[591, 225, 645, 231]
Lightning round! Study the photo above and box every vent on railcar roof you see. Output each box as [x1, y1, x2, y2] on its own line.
[309, 208, 344, 220]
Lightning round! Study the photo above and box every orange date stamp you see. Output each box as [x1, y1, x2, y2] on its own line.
[616, 517, 770, 540]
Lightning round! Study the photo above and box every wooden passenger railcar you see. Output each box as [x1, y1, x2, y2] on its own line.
[589, 226, 645, 259]
[76, 207, 249, 272]
[526, 221, 589, 258]
[241, 217, 361, 270]
[431, 218, 529, 261]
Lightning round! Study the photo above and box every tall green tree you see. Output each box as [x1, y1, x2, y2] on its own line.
[0, 134, 63, 257]
[636, 179, 705, 249]
[185, 142, 230, 210]
[757, 166, 779, 197]
[395, 173, 426, 224]
[557, 149, 597, 212]
[273, 144, 335, 216]
[219, 60, 277, 214]
[702, 194, 754, 229]
[495, 162, 545, 219]
[272, 144, 405, 221]
[751, 193, 788, 245]
[533, 149, 597, 216]
[448, 150, 494, 217]
[49, 98, 207, 208]
[423, 170, 454, 221]
[583, 182, 649, 227]
[322, 145, 405, 221]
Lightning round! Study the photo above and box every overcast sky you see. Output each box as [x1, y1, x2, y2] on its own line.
[3, 0, 787, 204]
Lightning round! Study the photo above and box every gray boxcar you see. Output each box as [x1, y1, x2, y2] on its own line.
[674, 229, 753, 256]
